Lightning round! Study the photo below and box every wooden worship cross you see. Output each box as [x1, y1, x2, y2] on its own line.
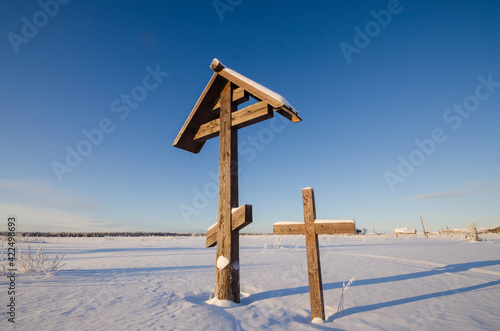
[173, 59, 301, 303]
[273, 188, 356, 320]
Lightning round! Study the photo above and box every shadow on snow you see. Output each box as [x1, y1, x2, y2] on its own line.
[244, 259, 500, 320]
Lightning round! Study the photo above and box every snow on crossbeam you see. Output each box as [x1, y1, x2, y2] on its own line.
[206, 204, 252, 248]
[273, 221, 303, 225]
[315, 219, 354, 223]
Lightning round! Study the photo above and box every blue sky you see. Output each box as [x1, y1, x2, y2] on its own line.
[1, 0, 499, 233]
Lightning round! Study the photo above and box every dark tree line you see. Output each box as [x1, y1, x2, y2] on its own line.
[0, 231, 205, 237]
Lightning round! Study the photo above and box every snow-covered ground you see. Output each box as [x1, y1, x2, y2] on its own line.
[3, 234, 500, 330]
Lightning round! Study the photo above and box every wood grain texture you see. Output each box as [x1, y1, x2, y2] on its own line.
[173, 74, 227, 153]
[230, 127, 240, 303]
[273, 223, 305, 235]
[215, 68, 301, 123]
[210, 58, 225, 72]
[175, 59, 303, 304]
[272, 188, 331, 320]
[302, 188, 325, 321]
[315, 222, 355, 234]
[215, 81, 235, 301]
[174, 59, 301, 153]
[206, 204, 253, 248]
[212, 87, 249, 111]
[195, 101, 273, 141]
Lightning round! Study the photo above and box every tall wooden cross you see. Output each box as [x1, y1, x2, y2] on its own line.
[273, 188, 356, 320]
[173, 59, 301, 303]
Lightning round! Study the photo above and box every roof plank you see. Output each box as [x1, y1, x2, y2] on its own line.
[173, 59, 301, 153]
[173, 74, 228, 153]
[211, 59, 302, 123]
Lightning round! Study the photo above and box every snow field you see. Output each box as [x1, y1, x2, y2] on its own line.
[2, 234, 499, 330]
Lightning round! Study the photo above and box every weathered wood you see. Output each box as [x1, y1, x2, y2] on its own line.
[215, 81, 235, 301]
[273, 222, 305, 235]
[173, 74, 227, 153]
[174, 58, 302, 305]
[302, 188, 325, 321]
[232, 204, 252, 232]
[174, 59, 301, 154]
[206, 224, 218, 248]
[231, 102, 273, 130]
[420, 215, 428, 238]
[210, 59, 301, 123]
[230, 129, 240, 303]
[195, 101, 273, 141]
[210, 58, 225, 72]
[212, 87, 249, 111]
[273, 221, 355, 236]
[314, 221, 355, 235]
[206, 204, 253, 248]
[271, 188, 355, 321]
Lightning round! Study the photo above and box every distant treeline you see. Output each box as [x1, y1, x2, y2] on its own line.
[0, 231, 205, 237]
[0, 231, 272, 237]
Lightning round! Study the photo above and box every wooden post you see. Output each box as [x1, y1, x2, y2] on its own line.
[173, 59, 302, 304]
[302, 188, 325, 321]
[420, 215, 428, 238]
[215, 81, 239, 301]
[230, 128, 240, 303]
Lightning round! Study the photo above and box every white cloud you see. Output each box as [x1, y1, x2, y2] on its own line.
[0, 179, 137, 232]
[412, 180, 500, 200]
[0, 178, 99, 212]
[0, 203, 137, 232]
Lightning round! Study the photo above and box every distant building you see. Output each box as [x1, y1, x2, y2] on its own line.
[395, 227, 417, 234]
[488, 225, 500, 233]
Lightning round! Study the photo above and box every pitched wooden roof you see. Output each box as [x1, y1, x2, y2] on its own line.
[173, 59, 301, 153]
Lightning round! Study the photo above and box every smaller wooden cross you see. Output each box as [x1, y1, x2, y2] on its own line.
[273, 188, 355, 321]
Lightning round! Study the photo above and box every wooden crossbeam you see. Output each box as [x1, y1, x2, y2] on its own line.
[273, 222, 305, 235]
[212, 87, 249, 111]
[273, 220, 355, 235]
[206, 204, 252, 248]
[194, 101, 273, 142]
